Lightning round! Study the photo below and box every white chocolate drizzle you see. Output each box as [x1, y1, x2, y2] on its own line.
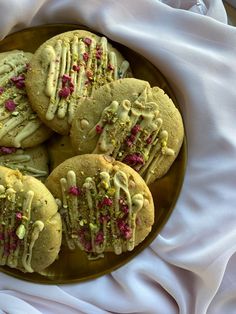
[58, 169, 144, 258]
[0, 52, 46, 147]
[0, 186, 45, 272]
[43, 35, 130, 122]
[88, 98, 175, 184]
[0, 149, 48, 179]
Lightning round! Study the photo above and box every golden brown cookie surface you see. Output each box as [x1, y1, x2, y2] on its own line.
[0, 50, 52, 148]
[0, 166, 62, 273]
[46, 154, 154, 259]
[26, 30, 132, 135]
[70, 78, 184, 184]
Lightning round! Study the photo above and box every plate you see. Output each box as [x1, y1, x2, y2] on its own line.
[0, 24, 187, 284]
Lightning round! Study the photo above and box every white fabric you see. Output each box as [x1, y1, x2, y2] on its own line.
[0, 0, 236, 313]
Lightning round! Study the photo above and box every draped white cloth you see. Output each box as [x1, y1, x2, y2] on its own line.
[0, 1, 236, 313]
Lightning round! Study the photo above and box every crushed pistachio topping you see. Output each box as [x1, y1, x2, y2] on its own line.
[43, 35, 131, 123]
[0, 187, 44, 272]
[58, 169, 144, 259]
[87, 98, 175, 184]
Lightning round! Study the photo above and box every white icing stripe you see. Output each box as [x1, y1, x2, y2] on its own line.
[46, 40, 63, 120]
[3, 164, 48, 177]
[44, 35, 130, 122]
[88, 97, 174, 182]
[67, 171, 79, 231]
[0, 64, 25, 86]
[21, 190, 35, 272]
[0, 114, 27, 140]
[0, 51, 47, 147]
[7, 189, 17, 268]
[14, 119, 42, 147]
[0, 154, 30, 163]
[0, 152, 47, 179]
[24, 220, 44, 272]
[0, 52, 27, 85]
[44, 46, 57, 97]
[0, 186, 45, 272]
[60, 176, 83, 250]
[59, 169, 143, 256]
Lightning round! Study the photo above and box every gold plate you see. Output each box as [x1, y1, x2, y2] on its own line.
[0, 24, 187, 284]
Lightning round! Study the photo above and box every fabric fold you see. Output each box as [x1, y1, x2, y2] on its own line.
[0, 1, 236, 313]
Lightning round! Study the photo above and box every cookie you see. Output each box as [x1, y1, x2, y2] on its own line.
[0, 166, 62, 273]
[47, 134, 76, 171]
[25, 30, 132, 135]
[0, 50, 53, 148]
[0, 145, 49, 181]
[70, 78, 184, 185]
[46, 154, 154, 259]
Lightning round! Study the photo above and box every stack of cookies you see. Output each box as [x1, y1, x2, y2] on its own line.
[0, 29, 184, 272]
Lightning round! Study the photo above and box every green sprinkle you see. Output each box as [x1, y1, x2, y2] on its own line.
[89, 222, 98, 232]
[16, 224, 26, 239]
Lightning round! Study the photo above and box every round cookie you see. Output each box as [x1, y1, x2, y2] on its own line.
[70, 78, 184, 185]
[25, 29, 132, 135]
[0, 50, 53, 148]
[0, 145, 49, 181]
[0, 166, 62, 273]
[46, 154, 154, 259]
[47, 134, 76, 171]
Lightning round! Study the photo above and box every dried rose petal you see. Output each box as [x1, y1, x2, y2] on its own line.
[16, 212, 22, 220]
[69, 81, 75, 93]
[122, 153, 144, 167]
[72, 65, 80, 72]
[131, 124, 141, 135]
[99, 214, 111, 224]
[83, 52, 89, 62]
[62, 74, 72, 85]
[84, 241, 92, 252]
[5, 99, 16, 112]
[146, 136, 152, 145]
[98, 197, 113, 208]
[95, 48, 102, 60]
[11, 75, 25, 83]
[103, 197, 113, 206]
[0, 147, 17, 154]
[83, 37, 92, 45]
[58, 87, 71, 98]
[95, 231, 104, 245]
[0, 87, 4, 95]
[119, 198, 129, 214]
[122, 204, 129, 214]
[95, 124, 103, 134]
[117, 219, 126, 232]
[0, 232, 4, 240]
[11, 75, 25, 89]
[68, 186, 81, 196]
[16, 80, 25, 89]
[125, 134, 136, 147]
[117, 219, 132, 239]
[123, 227, 132, 239]
[107, 64, 114, 71]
